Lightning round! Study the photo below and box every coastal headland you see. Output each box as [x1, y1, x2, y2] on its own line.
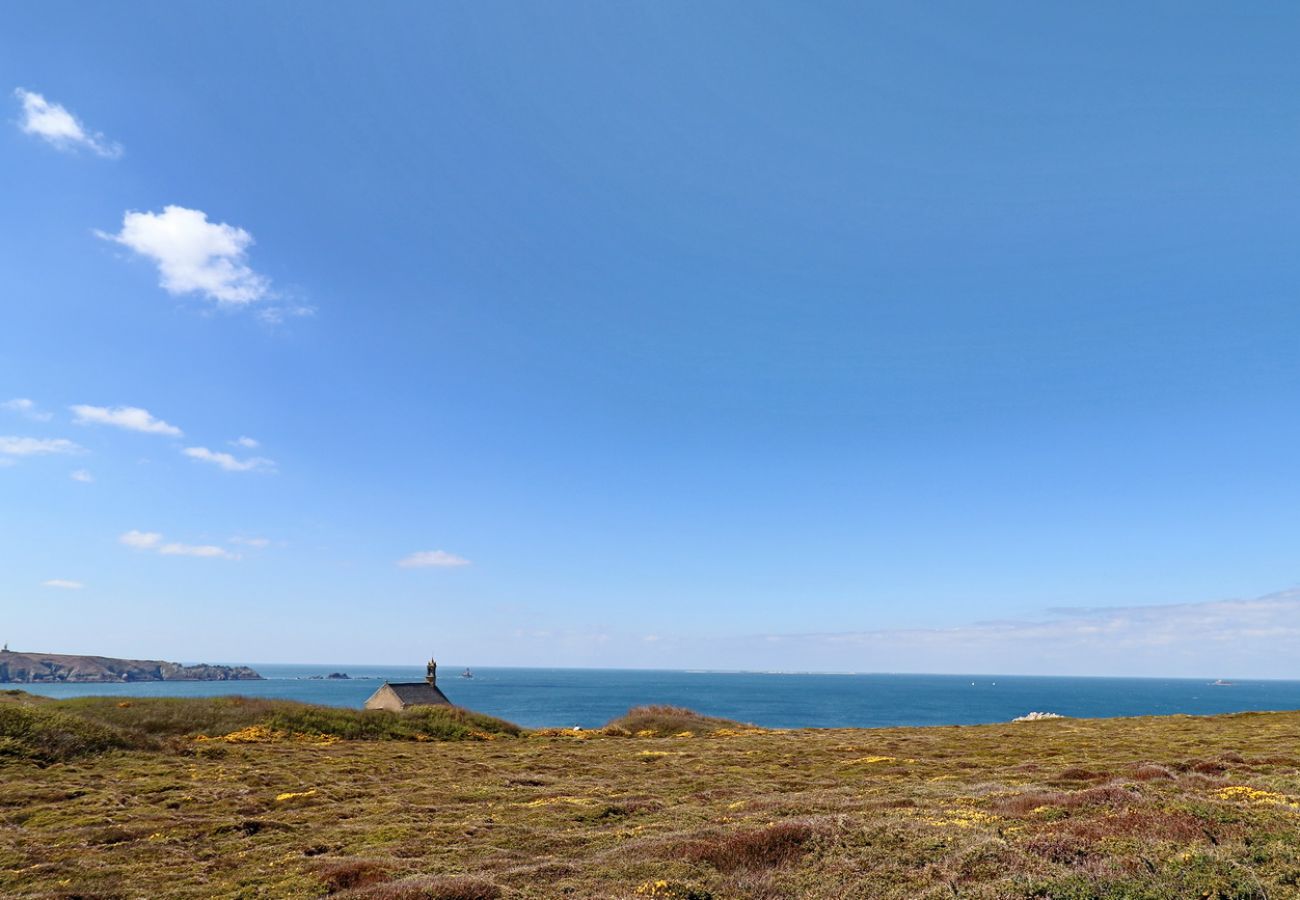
[0, 649, 261, 683]
[3, 693, 1299, 898]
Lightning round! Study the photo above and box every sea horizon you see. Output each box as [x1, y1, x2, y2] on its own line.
[16, 664, 1300, 731]
[222, 663, 1292, 682]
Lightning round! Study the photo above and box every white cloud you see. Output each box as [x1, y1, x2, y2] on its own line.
[97, 206, 270, 306]
[71, 404, 181, 436]
[398, 550, 472, 569]
[256, 302, 315, 325]
[158, 542, 236, 559]
[229, 535, 271, 548]
[13, 88, 121, 158]
[232, 436, 259, 449]
[41, 579, 84, 590]
[70, 468, 94, 483]
[119, 530, 162, 550]
[119, 528, 237, 560]
[2, 398, 52, 422]
[0, 436, 83, 456]
[183, 446, 275, 473]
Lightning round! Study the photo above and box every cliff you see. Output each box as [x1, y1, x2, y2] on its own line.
[0, 650, 262, 683]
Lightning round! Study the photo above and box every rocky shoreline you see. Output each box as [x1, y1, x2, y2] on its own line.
[0, 650, 262, 683]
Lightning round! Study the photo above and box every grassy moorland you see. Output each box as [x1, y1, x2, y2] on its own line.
[3, 693, 1300, 898]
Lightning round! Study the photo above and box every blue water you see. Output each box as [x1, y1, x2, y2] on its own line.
[16, 666, 1300, 730]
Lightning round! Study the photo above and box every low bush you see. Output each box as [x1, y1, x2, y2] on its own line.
[316, 858, 391, 893]
[341, 876, 502, 899]
[1055, 766, 1103, 782]
[268, 704, 521, 741]
[0, 705, 130, 763]
[992, 785, 1139, 818]
[680, 821, 822, 873]
[604, 705, 746, 737]
[0, 689, 51, 705]
[48, 695, 287, 743]
[1, 696, 521, 758]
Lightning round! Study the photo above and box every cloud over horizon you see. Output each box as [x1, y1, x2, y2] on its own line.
[71, 405, 181, 436]
[13, 88, 121, 158]
[98, 206, 270, 307]
[41, 579, 84, 590]
[744, 588, 1300, 678]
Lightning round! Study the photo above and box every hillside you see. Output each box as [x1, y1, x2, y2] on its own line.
[3, 694, 1300, 898]
[0, 649, 261, 682]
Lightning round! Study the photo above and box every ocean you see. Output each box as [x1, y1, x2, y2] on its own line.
[15, 666, 1300, 730]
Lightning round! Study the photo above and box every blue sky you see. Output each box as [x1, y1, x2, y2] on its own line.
[3, 3, 1300, 675]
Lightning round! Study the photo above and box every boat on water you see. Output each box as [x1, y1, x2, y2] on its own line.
[460, 668, 474, 679]
[1211, 679, 1234, 686]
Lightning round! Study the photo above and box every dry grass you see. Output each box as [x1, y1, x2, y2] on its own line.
[3, 694, 1300, 898]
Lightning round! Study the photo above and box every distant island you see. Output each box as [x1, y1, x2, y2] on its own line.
[0, 649, 262, 683]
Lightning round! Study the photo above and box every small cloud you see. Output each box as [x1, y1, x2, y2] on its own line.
[158, 542, 236, 559]
[13, 88, 121, 158]
[97, 206, 270, 307]
[70, 468, 94, 483]
[119, 529, 162, 550]
[256, 301, 316, 325]
[0, 436, 83, 456]
[229, 535, 271, 548]
[71, 404, 181, 436]
[119, 528, 237, 560]
[231, 436, 259, 449]
[1, 398, 52, 422]
[182, 446, 275, 473]
[41, 579, 84, 590]
[398, 550, 472, 569]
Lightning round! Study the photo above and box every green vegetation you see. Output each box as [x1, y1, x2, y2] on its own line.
[3, 692, 1300, 898]
[0, 704, 129, 763]
[0, 693, 519, 757]
[603, 705, 752, 737]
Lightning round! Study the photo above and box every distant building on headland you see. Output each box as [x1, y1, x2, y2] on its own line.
[363, 656, 453, 711]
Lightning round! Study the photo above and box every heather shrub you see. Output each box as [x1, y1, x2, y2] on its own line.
[316, 859, 391, 893]
[1130, 764, 1175, 781]
[605, 706, 746, 736]
[342, 876, 501, 899]
[0, 705, 130, 763]
[680, 821, 822, 872]
[266, 705, 520, 741]
[24, 696, 520, 746]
